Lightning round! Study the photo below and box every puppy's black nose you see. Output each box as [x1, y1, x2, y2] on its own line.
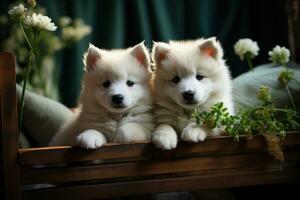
[112, 94, 124, 105]
[182, 90, 195, 102]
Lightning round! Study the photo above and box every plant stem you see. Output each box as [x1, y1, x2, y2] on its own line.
[246, 55, 253, 70]
[33, 32, 47, 95]
[274, 108, 299, 115]
[37, 64, 47, 95]
[248, 107, 300, 120]
[19, 20, 32, 49]
[18, 29, 38, 130]
[18, 50, 34, 130]
[33, 31, 41, 49]
[285, 85, 296, 109]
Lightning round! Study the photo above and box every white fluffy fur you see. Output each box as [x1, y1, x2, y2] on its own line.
[49, 42, 154, 148]
[151, 38, 234, 150]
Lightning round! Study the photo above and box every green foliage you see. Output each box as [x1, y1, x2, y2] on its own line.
[192, 86, 300, 142]
[232, 41, 299, 161]
[193, 85, 299, 161]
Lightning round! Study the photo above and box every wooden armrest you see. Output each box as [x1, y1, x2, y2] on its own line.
[0, 52, 21, 200]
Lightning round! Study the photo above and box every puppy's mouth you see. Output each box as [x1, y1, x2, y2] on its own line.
[111, 104, 127, 109]
[179, 100, 200, 109]
[183, 101, 198, 105]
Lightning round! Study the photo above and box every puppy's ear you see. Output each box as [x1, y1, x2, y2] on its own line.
[199, 37, 223, 60]
[83, 43, 104, 72]
[152, 42, 170, 65]
[130, 41, 150, 68]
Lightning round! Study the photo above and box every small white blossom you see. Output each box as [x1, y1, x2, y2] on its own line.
[234, 38, 260, 60]
[27, 0, 37, 8]
[24, 13, 57, 32]
[268, 45, 290, 65]
[8, 4, 27, 20]
[59, 16, 72, 27]
[62, 20, 91, 44]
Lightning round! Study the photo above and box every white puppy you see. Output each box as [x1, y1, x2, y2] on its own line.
[151, 37, 234, 150]
[50, 42, 154, 148]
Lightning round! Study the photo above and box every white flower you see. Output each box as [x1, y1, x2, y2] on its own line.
[8, 4, 27, 20]
[59, 16, 72, 27]
[24, 13, 57, 32]
[62, 20, 91, 44]
[234, 38, 260, 60]
[268, 45, 290, 65]
[27, 0, 37, 8]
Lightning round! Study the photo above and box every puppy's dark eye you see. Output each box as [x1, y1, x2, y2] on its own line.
[196, 74, 204, 81]
[127, 80, 135, 87]
[172, 76, 180, 84]
[102, 80, 111, 88]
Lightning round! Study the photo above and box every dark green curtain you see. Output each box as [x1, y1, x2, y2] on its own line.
[1, 0, 289, 107]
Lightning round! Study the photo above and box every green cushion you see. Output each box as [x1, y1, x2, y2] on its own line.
[232, 63, 300, 111]
[17, 85, 73, 146]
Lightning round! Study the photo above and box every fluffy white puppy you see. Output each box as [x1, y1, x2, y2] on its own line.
[50, 42, 154, 148]
[151, 37, 234, 150]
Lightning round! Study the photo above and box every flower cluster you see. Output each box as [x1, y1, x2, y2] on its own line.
[7, 2, 59, 129]
[8, 4, 27, 20]
[234, 38, 260, 60]
[61, 19, 92, 44]
[9, 3, 56, 32]
[233, 39, 298, 110]
[59, 16, 72, 27]
[27, 0, 37, 8]
[4, 2, 92, 101]
[268, 45, 290, 65]
[256, 85, 272, 105]
[25, 13, 57, 32]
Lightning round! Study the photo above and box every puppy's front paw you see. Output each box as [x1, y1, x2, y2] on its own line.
[181, 123, 207, 142]
[152, 129, 177, 150]
[114, 123, 150, 143]
[76, 130, 107, 149]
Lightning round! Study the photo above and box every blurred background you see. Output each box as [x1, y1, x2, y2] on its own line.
[0, 0, 290, 107]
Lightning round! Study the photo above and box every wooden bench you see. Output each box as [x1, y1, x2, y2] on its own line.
[1, 52, 300, 200]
